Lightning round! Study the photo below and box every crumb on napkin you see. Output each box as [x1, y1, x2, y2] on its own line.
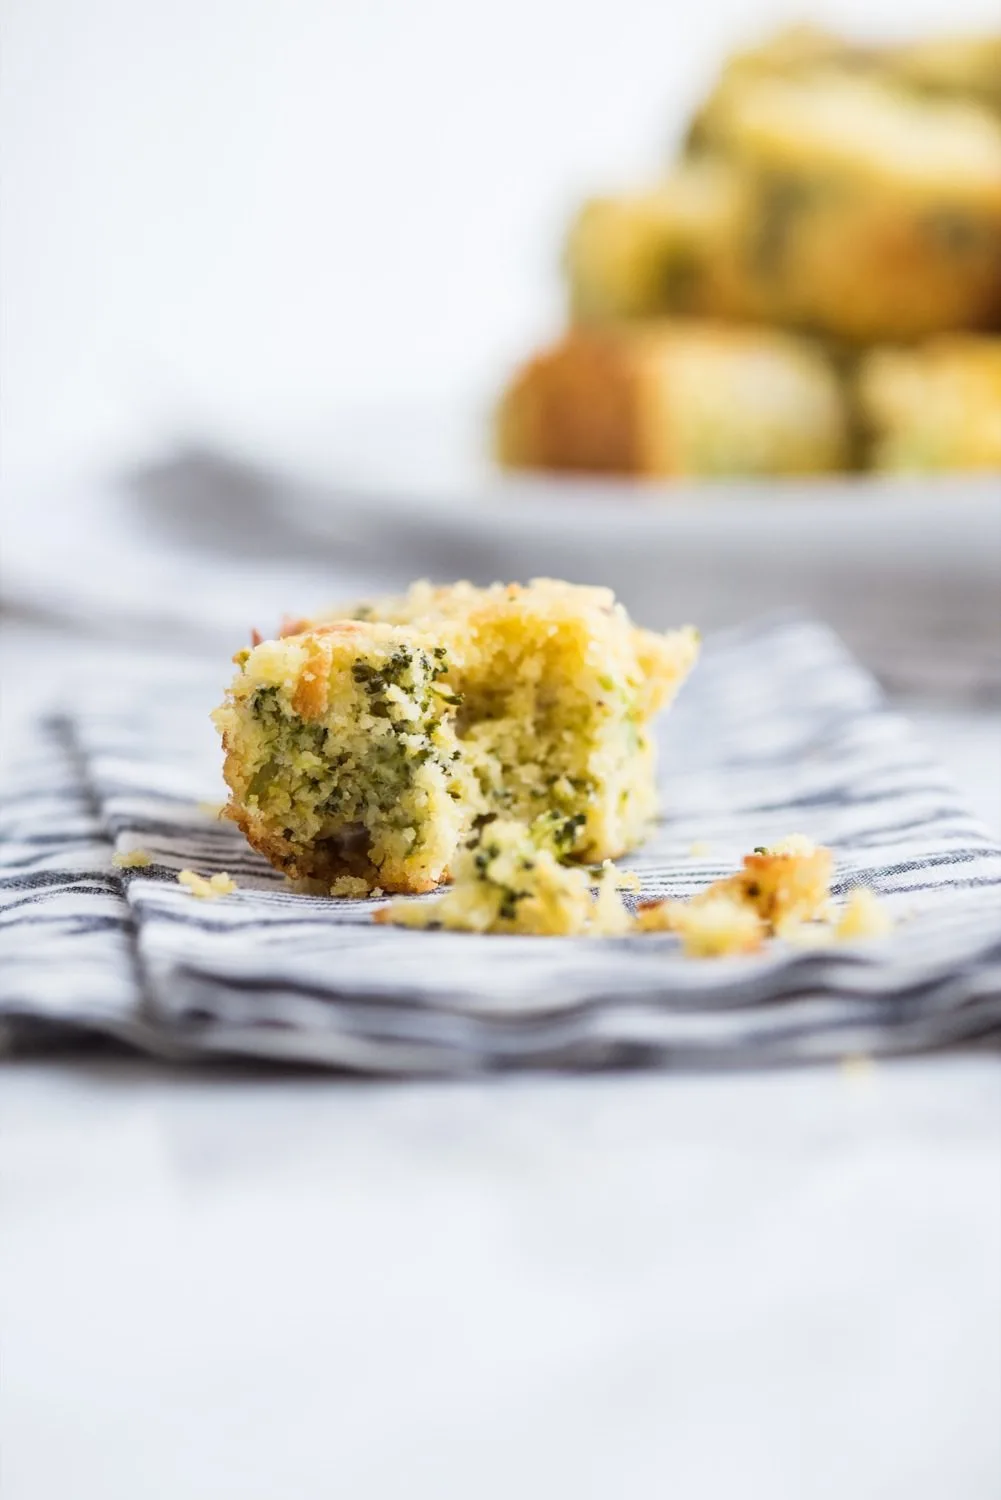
[112, 849, 152, 869]
[379, 825, 895, 952]
[178, 870, 237, 899]
[835, 887, 894, 941]
[636, 835, 892, 956]
[330, 875, 383, 899]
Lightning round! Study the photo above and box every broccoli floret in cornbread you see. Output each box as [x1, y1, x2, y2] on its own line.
[858, 336, 1001, 471]
[375, 817, 632, 936]
[213, 622, 468, 893]
[216, 582, 699, 893]
[496, 323, 848, 477]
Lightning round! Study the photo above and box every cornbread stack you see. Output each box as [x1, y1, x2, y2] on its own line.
[497, 27, 1001, 479]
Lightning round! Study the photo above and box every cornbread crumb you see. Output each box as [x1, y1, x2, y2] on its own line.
[633, 898, 684, 933]
[841, 1053, 876, 1081]
[330, 875, 377, 898]
[635, 892, 763, 955]
[178, 870, 237, 900]
[671, 895, 764, 957]
[636, 838, 897, 956]
[375, 818, 631, 937]
[112, 849, 152, 869]
[637, 832, 833, 947]
[836, 887, 893, 941]
[197, 800, 227, 820]
[741, 837, 835, 932]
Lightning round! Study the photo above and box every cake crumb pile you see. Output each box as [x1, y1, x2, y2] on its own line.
[636, 835, 891, 955]
[375, 827, 892, 950]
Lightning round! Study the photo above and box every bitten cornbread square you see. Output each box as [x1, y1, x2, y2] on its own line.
[215, 580, 699, 893]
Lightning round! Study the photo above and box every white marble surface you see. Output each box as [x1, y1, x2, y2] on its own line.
[2, 1056, 1000, 1500]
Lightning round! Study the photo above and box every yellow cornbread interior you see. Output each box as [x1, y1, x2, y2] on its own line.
[215, 580, 699, 894]
[344, 579, 698, 863]
[214, 622, 468, 894]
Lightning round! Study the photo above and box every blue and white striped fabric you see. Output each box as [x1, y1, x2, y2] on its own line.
[3, 616, 1000, 1072]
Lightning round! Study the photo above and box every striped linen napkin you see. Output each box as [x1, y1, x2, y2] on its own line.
[3, 615, 1000, 1072]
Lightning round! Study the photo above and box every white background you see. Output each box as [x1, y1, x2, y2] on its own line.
[4, 0, 1001, 476]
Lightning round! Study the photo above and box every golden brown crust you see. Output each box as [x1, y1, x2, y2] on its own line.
[223, 803, 441, 894]
[495, 330, 641, 473]
[290, 635, 334, 720]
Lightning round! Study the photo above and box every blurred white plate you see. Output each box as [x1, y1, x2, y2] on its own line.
[232, 407, 1001, 697]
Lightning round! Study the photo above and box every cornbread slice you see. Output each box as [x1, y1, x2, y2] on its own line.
[687, 69, 1001, 341]
[216, 581, 699, 893]
[496, 322, 848, 477]
[375, 817, 632, 936]
[858, 336, 1001, 471]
